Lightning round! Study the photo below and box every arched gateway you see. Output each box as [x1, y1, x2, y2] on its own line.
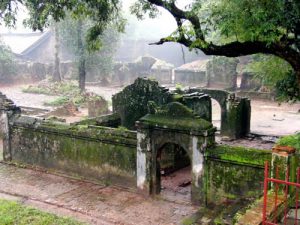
[136, 102, 216, 204]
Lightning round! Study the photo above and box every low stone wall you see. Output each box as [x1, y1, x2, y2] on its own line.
[236, 91, 275, 101]
[175, 70, 207, 86]
[8, 116, 137, 188]
[205, 145, 272, 205]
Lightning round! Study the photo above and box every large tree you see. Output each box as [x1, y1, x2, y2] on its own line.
[58, 15, 119, 91]
[1, 0, 299, 89]
[131, 0, 300, 88]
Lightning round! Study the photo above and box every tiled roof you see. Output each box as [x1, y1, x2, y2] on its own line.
[175, 59, 209, 72]
[0, 31, 51, 55]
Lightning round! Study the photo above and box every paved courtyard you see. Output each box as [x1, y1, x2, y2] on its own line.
[0, 163, 196, 225]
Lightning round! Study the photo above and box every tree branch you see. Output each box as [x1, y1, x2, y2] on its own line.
[146, 0, 204, 40]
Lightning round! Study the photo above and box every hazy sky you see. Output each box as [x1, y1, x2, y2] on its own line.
[0, 0, 192, 40]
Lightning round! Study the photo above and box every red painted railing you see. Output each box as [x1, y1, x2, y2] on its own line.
[262, 161, 300, 225]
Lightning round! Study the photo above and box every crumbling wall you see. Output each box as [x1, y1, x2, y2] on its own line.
[8, 116, 137, 187]
[112, 78, 172, 130]
[187, 88, 251, 140]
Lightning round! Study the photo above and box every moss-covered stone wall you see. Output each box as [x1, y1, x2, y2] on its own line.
[205, 145, 272, 205]
[112, 78, 172, 130]
[9, 117, 137, 188]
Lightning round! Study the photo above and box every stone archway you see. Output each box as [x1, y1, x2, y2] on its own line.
[186, 88, 251, 140]
[136, 102, 216, 204]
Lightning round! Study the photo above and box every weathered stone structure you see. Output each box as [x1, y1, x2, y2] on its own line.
[187, 88, 251, 140]
[136, 102, 216, 203]
[0, 78, 265, 206]
[112, 78, 172, 130]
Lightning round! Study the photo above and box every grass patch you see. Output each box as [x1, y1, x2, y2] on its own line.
[0, 199, 86, 225]
[23, 81, 80, 96]
[44, 96, 70, 106]
[277, 133, 300, 150]
[23, 80, 108, 108]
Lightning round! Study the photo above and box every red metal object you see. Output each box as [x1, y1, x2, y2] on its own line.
[262, 162, 300, 225]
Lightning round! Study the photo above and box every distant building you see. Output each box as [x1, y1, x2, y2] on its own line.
[0, 30, 72, 63]
[174, 59, 210, 86]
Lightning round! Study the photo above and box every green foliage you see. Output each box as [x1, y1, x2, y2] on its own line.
[175, 83, 183, 92]
[130, 0, 300, 92]
[57, 14, 119, 82]
[207, 0, 282, 43]
[0, 40, 16, 82]
[277, 133, 300, 150]
[23, 81, 106, 107]
[275, 72, 300, 102]
[246, 55, 293, 87]
[246, 54, 299, 102]
[0, 199, 85, 225]
[15, 0, 124, 50]
[23, 81, 80, 96]
[130, 0, 160, 20]
[44, 96, 70, 106]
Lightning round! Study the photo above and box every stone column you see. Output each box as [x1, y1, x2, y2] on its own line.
[272, 145, 296, 192]
[0, 111, 10, 160]
[191, 136, 205, 204]
[136, 126, 151, 195]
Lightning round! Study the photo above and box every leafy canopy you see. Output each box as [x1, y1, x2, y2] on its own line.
[58, 15, 119, 79]
[130, 0, 300, 88]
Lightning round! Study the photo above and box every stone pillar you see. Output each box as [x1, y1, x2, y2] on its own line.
[272, 145, 296, 192]
[0, 92, 20, 161]
[0, 111, 10, 160]
[191, 136, 205, 204]
[136, 127, 151, 195]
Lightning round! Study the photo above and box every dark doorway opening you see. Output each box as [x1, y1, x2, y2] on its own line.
[156, 143, 191, 202]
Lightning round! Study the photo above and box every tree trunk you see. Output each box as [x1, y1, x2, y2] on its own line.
[77, 19, 85, 92]
[78, 57, 86, 92]
[53, 24, 61, 82]
[296, 70, 300, 102]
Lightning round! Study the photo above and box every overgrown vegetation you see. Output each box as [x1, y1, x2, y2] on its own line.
[23, 81, 107, 107]
[23, 81, 79, 96]
[0, 40, 16, 83]
[246, 54, 299, 102]
[277, 133, 300, 150]
[58, 14, 120, 89]
[0, 199, 85, 225]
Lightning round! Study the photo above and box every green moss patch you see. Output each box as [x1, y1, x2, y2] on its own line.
[140, 114, 213, 132]
[206, 145, 272, 167]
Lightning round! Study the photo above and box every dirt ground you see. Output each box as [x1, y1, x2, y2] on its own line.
[211, 99, 300, 137]
[161, 167, 191, 204]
